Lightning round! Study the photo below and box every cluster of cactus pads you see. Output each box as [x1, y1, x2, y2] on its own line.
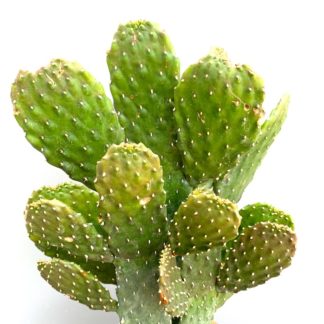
[11, 20, 296, 323]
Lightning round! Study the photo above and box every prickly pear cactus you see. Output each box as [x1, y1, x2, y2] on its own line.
[12, 20, 296, 324]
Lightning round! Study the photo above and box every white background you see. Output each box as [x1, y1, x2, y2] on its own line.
[0, 0, 323, 323]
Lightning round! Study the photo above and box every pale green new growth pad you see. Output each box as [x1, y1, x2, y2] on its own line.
[216, 222, 296, 292]
[171, 182, 241, 255]
[216, 95, 290, 202]
[95, 142, 168, 259]
[107, 20, 190, 215]
[11, 59, 124, 187]
[26, 199, 112, 262]
[38, 259, 117, 311]
[159, 245, 190, 317]
[174, 49, 264, 186]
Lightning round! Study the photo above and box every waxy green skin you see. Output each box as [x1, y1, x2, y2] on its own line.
[107, 21, 191, 216]
[174, 49, 264, 186]
[12, 20, 296, 324]
[12, 60, 124, 188]
[95, 142, 168, 259]
[171, 182, 241, 255]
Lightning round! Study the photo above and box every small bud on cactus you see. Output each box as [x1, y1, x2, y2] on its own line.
[12, 20, 296, 323]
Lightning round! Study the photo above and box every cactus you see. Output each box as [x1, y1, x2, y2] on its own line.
[12, 20, 296, 323]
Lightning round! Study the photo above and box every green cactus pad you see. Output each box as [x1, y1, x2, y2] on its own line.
[28, 182, 103, 231]
[174, 48, 264, 186]
[26, 182, 116, 283]
[181, 248, 222, 296]
[180, 248, 232, 324]
[26, 199, 112, 262]
[38, 259, 117, 311]
[159, 245, 189, 317]
[115, 258, 171, 323]
[95, 142, 168, 259]
[240, 203, 294, 230]
[171, 182, 241, 255]
[216, 95, 289, 202]
[11, 59, 124, 188]
[216, 222, 296, 293]
[107, 20, 190, 214]
[180, 290, 231, 324]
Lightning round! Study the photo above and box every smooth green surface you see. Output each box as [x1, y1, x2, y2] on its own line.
[38, 259, 117, 311]
[216, 95, 289, 202]
[171, 182, 241, 255]
[174, 49, 264, 186]
[107, 20, 190, 215]
[216, 222, 296, 292]
[115, 257, 171, 323]
[11, 59, 124, 187]
[95, 143, 168, 259]
[159, 245, 189, 317]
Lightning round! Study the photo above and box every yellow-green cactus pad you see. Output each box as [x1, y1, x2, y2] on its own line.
[174, 49, 264, 186]
[95, 142, 168, 259]
[11, 59, 124, 188]
[26, 199, 112, 262]
[26, 182, 116, 283]
[216, 222, 296, 292]
[38, 259, 117, 311]
[171, 182, 241, 255]
[28, 182, 102, 231]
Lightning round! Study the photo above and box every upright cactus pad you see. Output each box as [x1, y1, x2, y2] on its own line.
[107, 20, 191, 215]
[174, 48, 264, 186]
[107, 21, 179, 165]
[13, 20, 296, 324]
[95, 142, 168, 259]
[171, 182, 241, 255]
